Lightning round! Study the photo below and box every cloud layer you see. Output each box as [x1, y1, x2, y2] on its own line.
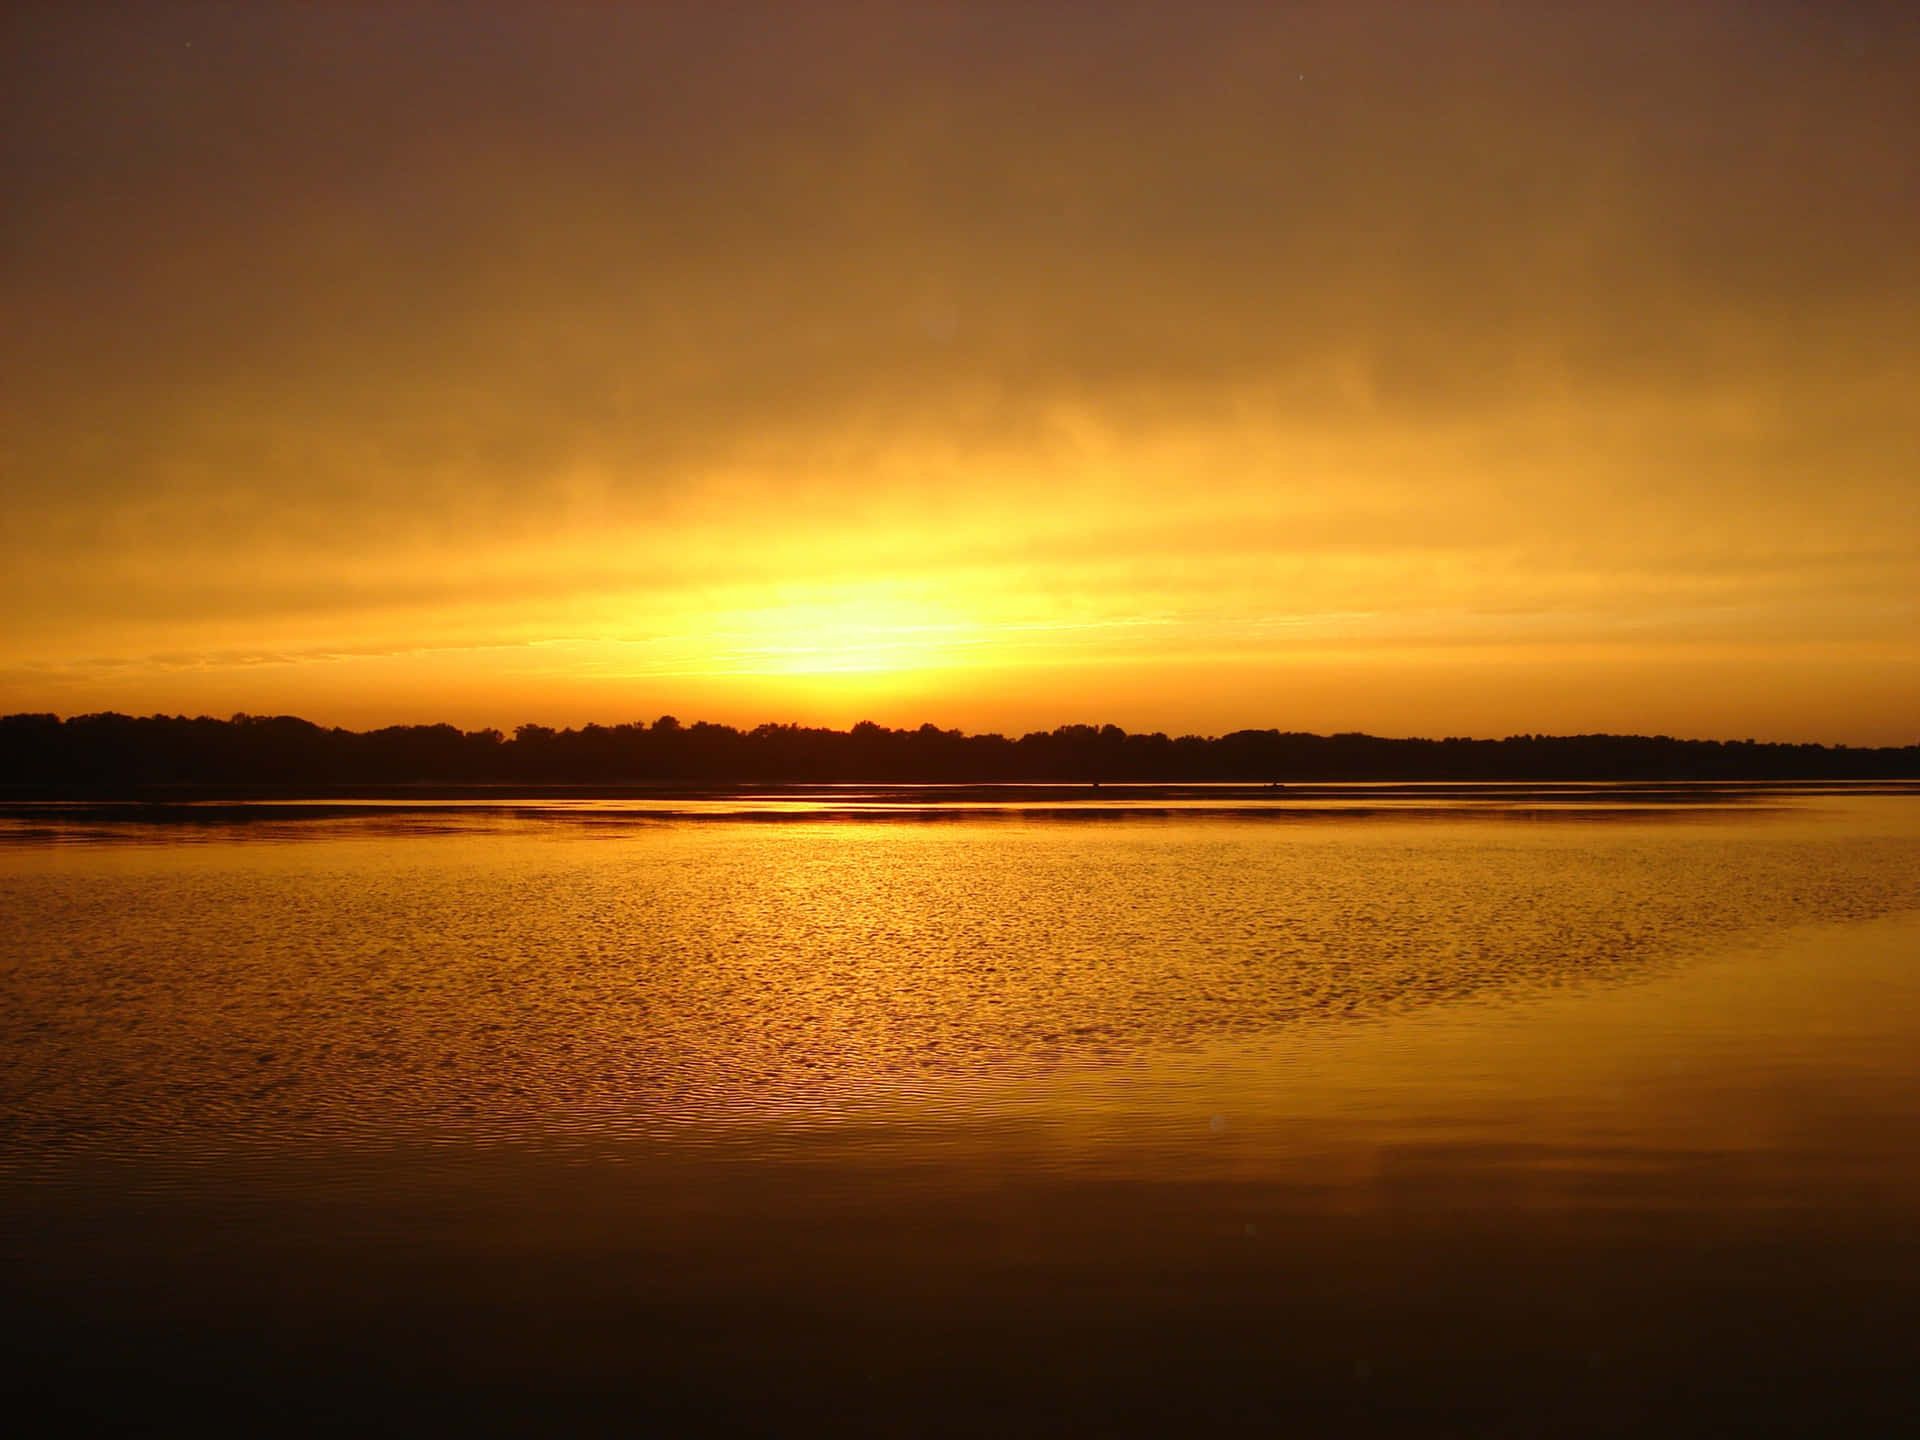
[4, 2, 1915, 739]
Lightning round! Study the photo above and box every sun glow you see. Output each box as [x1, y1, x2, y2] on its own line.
[671, 589, 994, 678]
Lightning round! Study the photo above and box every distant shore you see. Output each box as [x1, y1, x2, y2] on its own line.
[4, 712, 1916, 793]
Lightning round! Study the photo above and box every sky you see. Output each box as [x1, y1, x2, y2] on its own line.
[3, 1, 1915, 742]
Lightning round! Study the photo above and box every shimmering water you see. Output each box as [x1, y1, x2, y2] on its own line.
[3, 786, 1918, 1434]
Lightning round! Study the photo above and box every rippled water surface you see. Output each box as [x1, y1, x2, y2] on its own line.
[3, 785, 1919, 1435]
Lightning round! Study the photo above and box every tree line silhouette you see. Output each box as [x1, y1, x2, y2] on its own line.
[1, 711, 1915, 792]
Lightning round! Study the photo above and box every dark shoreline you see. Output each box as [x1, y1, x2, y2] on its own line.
[6, 712, 1918, 793]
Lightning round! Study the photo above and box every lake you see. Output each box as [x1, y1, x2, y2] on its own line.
[3, 785, 1918, 1434]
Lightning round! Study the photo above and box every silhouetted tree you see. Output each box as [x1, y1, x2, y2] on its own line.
[0, 712, 1913, 793]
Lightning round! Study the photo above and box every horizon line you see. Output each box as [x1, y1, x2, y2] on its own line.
[6, 710, 1915, 754]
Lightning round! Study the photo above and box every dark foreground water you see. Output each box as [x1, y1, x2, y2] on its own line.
[3, 785, 1918, 1435]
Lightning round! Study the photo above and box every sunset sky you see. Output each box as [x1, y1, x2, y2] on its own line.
[3, 1, 1915, 742]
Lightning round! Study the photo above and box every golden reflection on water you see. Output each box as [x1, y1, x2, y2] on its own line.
[5, 790, 1920, 1433]
[0, 790, 1916, 1168]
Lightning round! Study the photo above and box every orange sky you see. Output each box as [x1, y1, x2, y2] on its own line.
[3, 2, 1915, 742]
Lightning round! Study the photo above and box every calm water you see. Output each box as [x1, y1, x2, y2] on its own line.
[3, 785, 1918, 1434]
